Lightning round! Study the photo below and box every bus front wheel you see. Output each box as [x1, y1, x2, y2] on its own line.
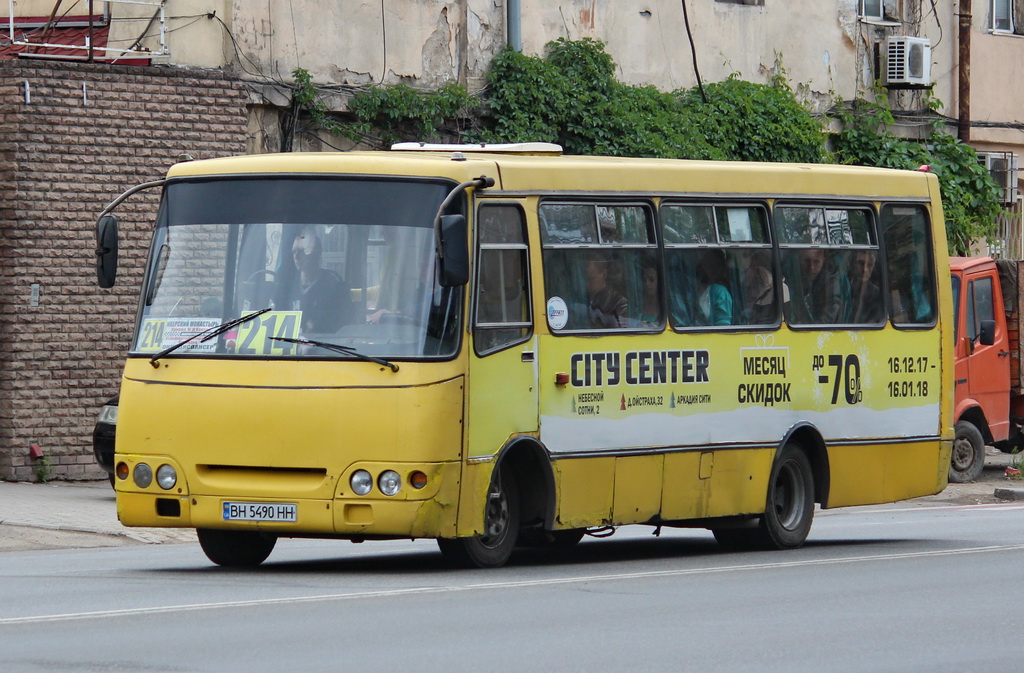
[437, 465, 519, 568]
[197, 528, 277, 567]
[713, 443, 814, 551]
[949, 420, 985, 483]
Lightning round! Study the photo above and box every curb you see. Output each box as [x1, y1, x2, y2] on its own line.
[0, 519, 196, 544]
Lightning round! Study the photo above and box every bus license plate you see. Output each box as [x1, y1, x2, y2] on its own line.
[223, 502, 297, 522]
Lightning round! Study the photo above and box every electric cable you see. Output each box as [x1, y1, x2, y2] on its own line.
[681, 0, 707, 103]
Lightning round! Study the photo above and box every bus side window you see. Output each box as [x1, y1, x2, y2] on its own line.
[778, 205, 882, 326]
[474, 204, 531, 354]
[663, 203, 775, 329]
[540, 202, 655, 332]
[880, 204, 936, 325]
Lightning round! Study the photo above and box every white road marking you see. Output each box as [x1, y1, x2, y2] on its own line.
[2, 543, 1023, 625]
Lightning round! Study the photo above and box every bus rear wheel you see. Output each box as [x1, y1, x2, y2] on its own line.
[437, 465, 519, 568]
[949, 420, 985, 483]
[712, 443, 814, 551]
[197, 528, 277, 567]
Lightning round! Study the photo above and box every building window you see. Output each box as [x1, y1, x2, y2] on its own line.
[861, 0, 885, 20]
[993, 0, 1014, 32]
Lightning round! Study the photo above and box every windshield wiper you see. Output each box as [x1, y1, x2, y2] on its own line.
[269, 336, 400, 372]
[149, 307, 272, 368]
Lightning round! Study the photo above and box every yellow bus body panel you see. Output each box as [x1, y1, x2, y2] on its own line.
[116, 358, 465, 538]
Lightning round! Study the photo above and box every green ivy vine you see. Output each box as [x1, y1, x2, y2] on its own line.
[832, 91, 1004, 255]
[476, 38, 826, 162]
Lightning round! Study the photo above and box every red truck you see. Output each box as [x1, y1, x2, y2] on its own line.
[950, 256, 1023, 482]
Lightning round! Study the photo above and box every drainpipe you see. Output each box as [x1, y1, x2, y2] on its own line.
[958, 0, 971, 142]
[507, 0, 521, 52]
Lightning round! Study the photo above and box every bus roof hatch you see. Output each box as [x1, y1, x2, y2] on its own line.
[391, 142, 563, 155]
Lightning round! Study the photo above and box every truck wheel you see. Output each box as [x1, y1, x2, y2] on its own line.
[949, 421, 985, 483]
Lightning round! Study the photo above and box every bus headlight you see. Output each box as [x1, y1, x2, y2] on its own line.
[351, 470, 373, 495]
[378, 470, 402, 496]
[156, 464, 177, 490]
[133, 463, 153, 488]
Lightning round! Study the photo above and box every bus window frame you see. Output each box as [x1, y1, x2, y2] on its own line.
[472, 201, 534, 356]
[128, 174, 469, 362]
[660, 199, 779, 332]
[538, 198, 660, 335]
[774, 200, 887, 330]
[878, 202, 939, 331]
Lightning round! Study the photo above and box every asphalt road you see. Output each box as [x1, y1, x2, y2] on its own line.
[1, 500, 1023, 673]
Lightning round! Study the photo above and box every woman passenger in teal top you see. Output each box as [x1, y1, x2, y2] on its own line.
[696, 249, 733, 326]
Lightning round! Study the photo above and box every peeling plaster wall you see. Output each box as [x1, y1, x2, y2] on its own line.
[516, 0, 865, 105]
[218, 0, 504, 90]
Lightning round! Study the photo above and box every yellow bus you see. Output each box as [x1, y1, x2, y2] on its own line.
[95, 143, 952, 567]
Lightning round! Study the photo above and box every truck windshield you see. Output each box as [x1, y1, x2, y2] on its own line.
[131, 177, 463, 360]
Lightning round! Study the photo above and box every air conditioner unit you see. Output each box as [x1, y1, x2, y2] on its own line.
[978, 151, 1020, 204]
[886, 36, 932, 86]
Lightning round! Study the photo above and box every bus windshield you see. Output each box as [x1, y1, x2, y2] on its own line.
[132, 177, 463, 360]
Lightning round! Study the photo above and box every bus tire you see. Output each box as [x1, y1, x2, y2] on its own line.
[437, 465, 519, 568]
[949, 420, 985, 483]
[761, 444, 815, 549]
[712, 443, 814, 551]
[197, 528, 277, 567]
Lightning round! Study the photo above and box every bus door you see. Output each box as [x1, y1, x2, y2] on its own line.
[467, 203, 539, 460]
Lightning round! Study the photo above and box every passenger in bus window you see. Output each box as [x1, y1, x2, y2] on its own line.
[741, 249, 774, 324]
[695, 249, 733, 326]
[790, 247, 847, 323]
[288, 226, 351, 334]
[848, 250, 883, 323]
[791, 248, 848, 324]
[584, 252, 630, 328]
[638, 256, 661, 326]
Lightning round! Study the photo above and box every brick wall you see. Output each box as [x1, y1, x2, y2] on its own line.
[0, 61, 249, 481]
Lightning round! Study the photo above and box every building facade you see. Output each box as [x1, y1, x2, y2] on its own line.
[0, 0, 1021, 479]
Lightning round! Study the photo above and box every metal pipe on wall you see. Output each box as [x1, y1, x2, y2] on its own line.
[958, 0, 972, 142]
[507, 0, 521, 52]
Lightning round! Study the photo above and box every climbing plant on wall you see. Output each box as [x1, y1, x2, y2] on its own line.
[477, 38, 827, 163]
[831, 92, 1004, 256]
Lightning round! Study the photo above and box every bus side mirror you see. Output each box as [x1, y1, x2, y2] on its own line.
[438, 214, 469, 287]
[96, 214, 119, 288]
[979, 319, 996, 347]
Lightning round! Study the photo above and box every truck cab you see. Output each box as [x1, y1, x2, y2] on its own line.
[950, 256, 1017, 482]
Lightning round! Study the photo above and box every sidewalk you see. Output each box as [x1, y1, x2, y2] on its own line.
[0, 479, 196, 551]
[1, 453, 1022, 552]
